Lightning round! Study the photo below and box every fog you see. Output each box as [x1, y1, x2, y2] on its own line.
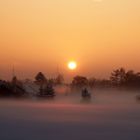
[0, 89, 140, 140]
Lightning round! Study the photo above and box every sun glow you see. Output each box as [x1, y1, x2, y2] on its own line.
[68, 61, 77, 70]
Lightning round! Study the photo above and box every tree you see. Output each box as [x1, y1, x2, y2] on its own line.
[12, 76, 18, 85]
[38, 80, 55, 96]
[55, 74, 64, 85]
[110, 68, 140, 88]
[72, 76, 88, 88]
[95, 79, 111, 88]
[110, 68, 126, 86]
[88, 78, 96, 88]
[125, 70, 140, 88]
[44, 82, 55, 96]
[35, 72, 47, 84]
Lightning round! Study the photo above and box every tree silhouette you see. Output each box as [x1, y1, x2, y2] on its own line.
[125, 70, 140, 88]
[38, 80, 55, 97]
[55, 74, 64, 85]
[110, 68, 140, 88]
[12, 76, 18, 85]
[44, 82, 55, 96]
[110, 68, 126, 86]
[88, 78, 96, 88]
[35, 72, 47, 85]
[72, 76, 88, 88]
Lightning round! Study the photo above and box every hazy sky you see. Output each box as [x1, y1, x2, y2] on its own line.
[0, 0, 140, 81]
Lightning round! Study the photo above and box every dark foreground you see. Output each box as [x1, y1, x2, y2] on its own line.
[0, 90, 140, 140]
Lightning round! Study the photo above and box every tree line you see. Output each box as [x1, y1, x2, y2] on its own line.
[34, 68, 140, 90]
[1, 67, 140, 90]
[71, 68, 140, 89]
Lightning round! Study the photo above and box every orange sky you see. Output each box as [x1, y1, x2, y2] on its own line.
[0, 0, 140, 81]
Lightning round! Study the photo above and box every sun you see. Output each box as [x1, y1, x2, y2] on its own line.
[68, 61, 77, 70]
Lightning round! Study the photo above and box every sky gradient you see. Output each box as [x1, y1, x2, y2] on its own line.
[0, 0, 140, 81]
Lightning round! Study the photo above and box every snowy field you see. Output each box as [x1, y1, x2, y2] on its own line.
[0, 89, 140, 140]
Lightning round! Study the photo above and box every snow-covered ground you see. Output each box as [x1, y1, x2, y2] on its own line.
[0, 90, 140, 140]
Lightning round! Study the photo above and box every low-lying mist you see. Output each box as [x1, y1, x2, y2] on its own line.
[0, 89, 140, 140]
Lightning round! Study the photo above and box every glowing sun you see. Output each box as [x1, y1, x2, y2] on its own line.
[68, 61, 77, 70]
